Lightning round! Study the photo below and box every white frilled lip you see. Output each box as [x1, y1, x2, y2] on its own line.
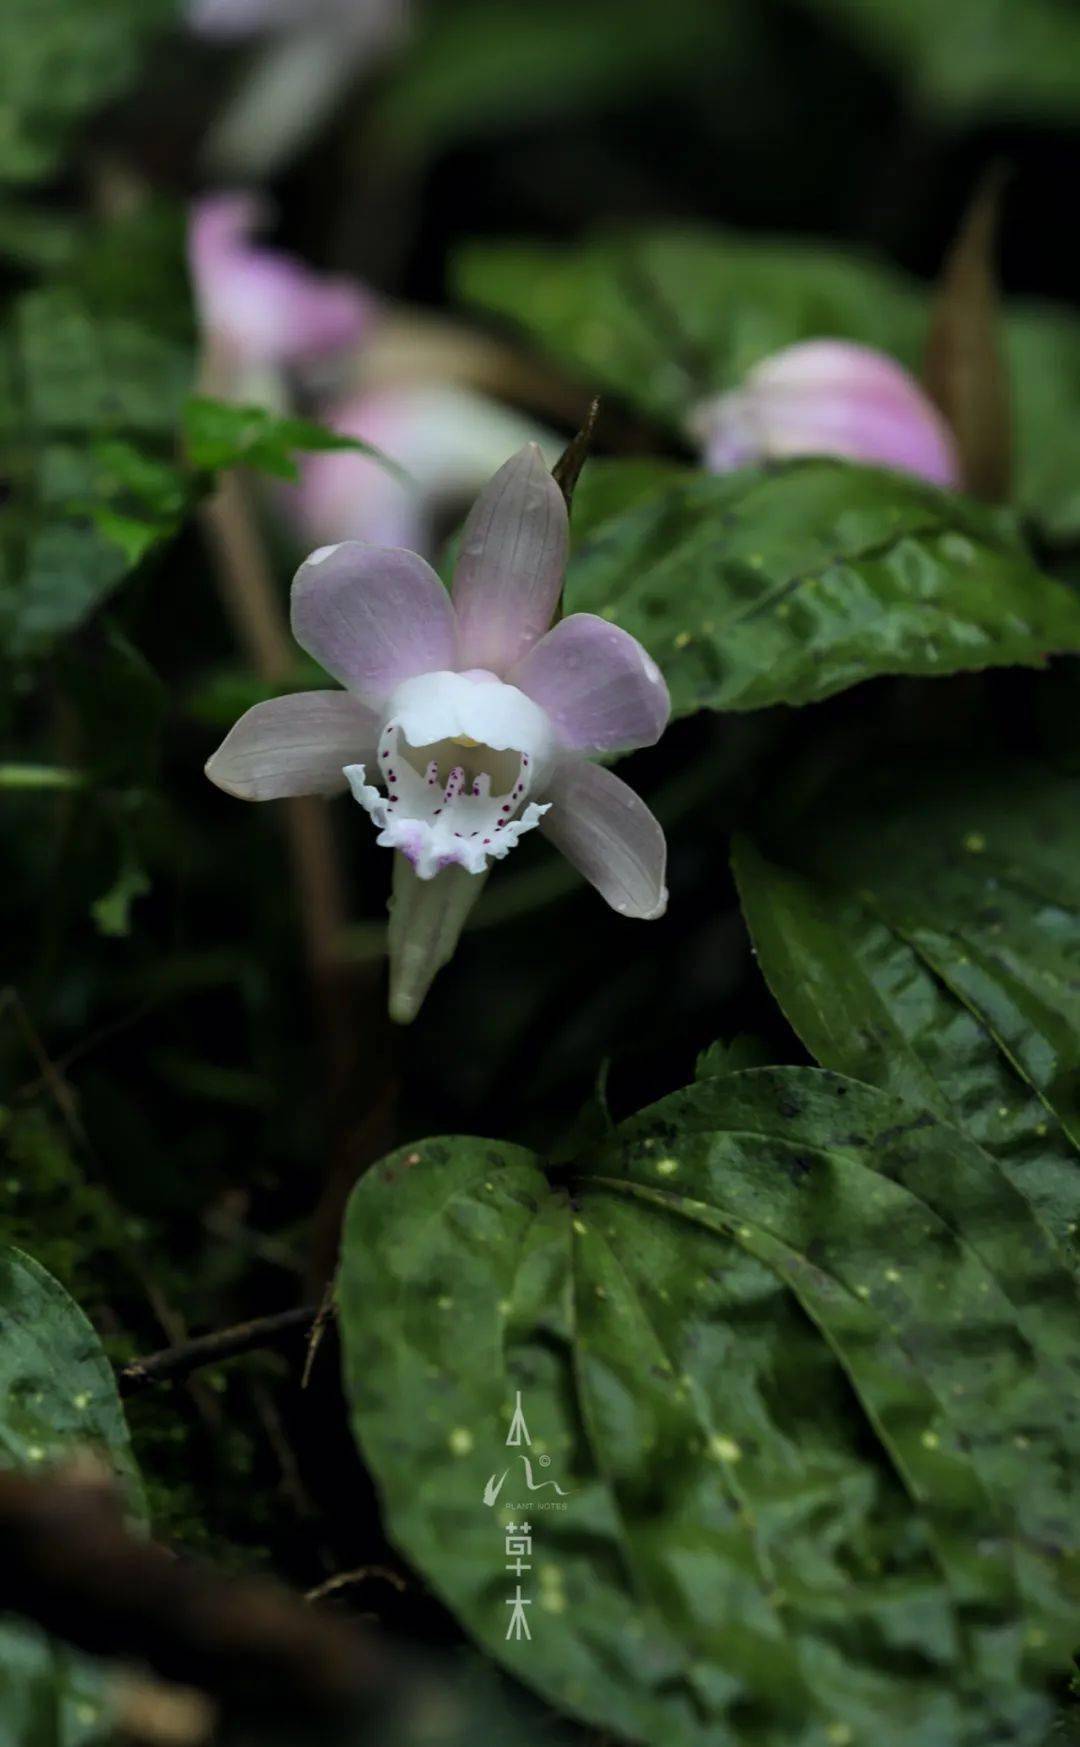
[384, 669, 555, 776]
[343, 669, 557, 880]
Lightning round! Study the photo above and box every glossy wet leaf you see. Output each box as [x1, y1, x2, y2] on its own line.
[732, 759, 1080, 1268]
[339, 1070, 1079, 1747]
[456, 229, 1080, 540]
[561, 459, 1080, 718]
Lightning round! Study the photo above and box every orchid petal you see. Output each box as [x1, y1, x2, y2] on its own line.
[290, 541, 458, 707]
[511, 613, 670, 754]
[205, 690, 379, 800]
[541, 757, 667, 920]
[451, 444, 568, 674]
[387, 853, 488, 1024]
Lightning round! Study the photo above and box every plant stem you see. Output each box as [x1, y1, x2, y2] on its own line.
[118, 1304, 321, 1394]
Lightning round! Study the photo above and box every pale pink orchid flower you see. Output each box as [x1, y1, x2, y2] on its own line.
[206, 445, 671, 1019]
[692, 339, 959, 487]
[188, 192, 375, 381]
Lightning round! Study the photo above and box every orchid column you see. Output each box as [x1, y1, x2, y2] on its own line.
[206, 445, 672, 1022]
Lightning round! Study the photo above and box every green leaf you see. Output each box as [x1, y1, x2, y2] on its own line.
[562, 458, 1080, 718]
[0, 1244, 145, 1744]
[455, 229, 1080, 541]
[732, 758, 1080, 1268]
[0, 1243, 144, 1510]
[1, 273, 193, 659]
[182, 398, 405, 486]
[339, 1070, 1078, 1747]
[0, 765, 85, 791]
[788, 0, 1080, 126]
[0, 0, 174, 189]
[0, 1622, 112, 1747]
[695, 1033, 774, 1080]
[373, 0, 747, 157]
[91, 850, 151, 938]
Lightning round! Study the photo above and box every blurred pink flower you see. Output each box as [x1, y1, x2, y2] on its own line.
[189, 192, 375, 377]
[207, 445, 671, 1015]
[189, 0, 403, 41]
[293, 383, 557, 557]
[693, 340, 959, 488]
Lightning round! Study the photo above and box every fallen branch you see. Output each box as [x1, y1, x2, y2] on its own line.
[118, 1304, 320, 1394]
[0, 1467, 383, 1719]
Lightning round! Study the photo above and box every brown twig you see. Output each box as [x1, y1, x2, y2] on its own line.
[305, 1566, 408, 1604]
[118, 1304, 319, 1394]
[0, 1467, 382, 1718]
[301, 1275, 338, 1389]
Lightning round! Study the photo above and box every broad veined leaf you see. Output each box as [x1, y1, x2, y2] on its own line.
[455, 229, 1080, 541]
[732, 758, 1080, 1269]
[0, 1244, 145, 1743]
[338, 1070, 1080, 1747]
[560, 459, 1080, 718]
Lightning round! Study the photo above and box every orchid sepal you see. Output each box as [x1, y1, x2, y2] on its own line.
[387, 853, 488, 1025]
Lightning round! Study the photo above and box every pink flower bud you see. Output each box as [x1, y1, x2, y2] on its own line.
[693, 340, 959, 488]
[188, 192, 375, 373]
[291, 384, 556, 557]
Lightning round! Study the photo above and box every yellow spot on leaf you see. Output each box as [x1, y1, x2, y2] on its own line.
[709, 1434, 741, 1463]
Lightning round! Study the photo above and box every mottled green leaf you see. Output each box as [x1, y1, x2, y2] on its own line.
[0, 263, 193, 657]
[339, 1071, 1079, 1747]
[0, 1243, 145, 1744]
[0, 0, 174, 188]
[456, 229, 1080, 540]
[732, 759, 1080, 1267]
[0, 1243, 143, 1507]
[562, 459, 1080, 718]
